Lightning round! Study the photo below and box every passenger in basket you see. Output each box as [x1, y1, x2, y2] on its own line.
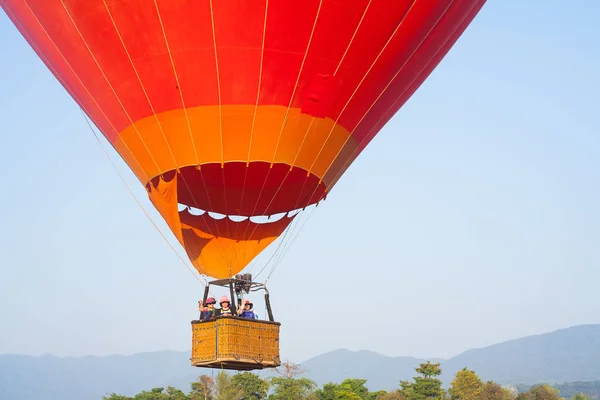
[219, 295, 233, 316]
[238, 299, 257, 319]
[199, 297, 220, 321]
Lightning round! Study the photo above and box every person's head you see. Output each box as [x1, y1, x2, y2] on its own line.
[243, 300, 253, 310]
[205, 297, 216, 309]
[219, 295, 230, 308]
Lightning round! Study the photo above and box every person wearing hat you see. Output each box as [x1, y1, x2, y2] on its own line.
[198, 297, 220, 321]
[218, 295, 233, 316]
[238, 299, 257, 319]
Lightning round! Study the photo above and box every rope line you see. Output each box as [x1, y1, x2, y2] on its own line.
[80, 108, 206, 287]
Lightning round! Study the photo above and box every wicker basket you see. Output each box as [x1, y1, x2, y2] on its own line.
[191, 316, 281, 370]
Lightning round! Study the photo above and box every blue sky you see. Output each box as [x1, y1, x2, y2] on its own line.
[0, 0, 599, 363]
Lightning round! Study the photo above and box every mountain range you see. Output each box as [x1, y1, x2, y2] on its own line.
[1, 324, 600, 400]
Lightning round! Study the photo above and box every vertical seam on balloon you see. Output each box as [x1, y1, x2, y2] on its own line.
[153, 0, 199, 166]
[286, 0, 375, 214]
[60, 0, 160, 181]
[12, 0, 148, 184]
[289, 0, 420, 214]
[239, 180, 303, 263]
[101, 0, 229, 256]
[235, 0, 269, 243]
[306, 0, 418, 177]
[333, 0, 374, 76]
[269, 0, 324, 167]
[192, 169, 238, 274]
[244, 0, 372, 247]
[151, 0, 230, 258]
[246, 0, 269, 168]
[289, 117, 317, 170]
[65, 0, 228, 274]
[207, 0, 237, 274]
[208, 4, 236, 272]
[102, 1, 180, 171]
[255, 0, 324, 208]
[3, 1, 205, 287]
[239, 0, 324, 243]
[321, 0, 454, 183]
[327, 0, 484, 191]
[151, 3, 221, 237]
[289, 0, 374, 170]
[208, 0, 224, 167]
[59, 0, 162, 176]
[297, 0, 479, 232]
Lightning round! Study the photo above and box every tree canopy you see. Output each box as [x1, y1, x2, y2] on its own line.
[103, 361, 596, 400]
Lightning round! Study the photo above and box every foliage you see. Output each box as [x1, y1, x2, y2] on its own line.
[104, 386, 187, 400]
[400, 361, 444, 400]
[374, 391, 407, 400]
[268, 376, 317, 399]
[450, 368, 484, 400]
[211, 371, 244, 400]
[103, 361, 598, 400]
[261, 360, 318, 399]
[515, 384, 562, 400]
[189, 375, 214, 400]
[570, 394, 591, 400]
[478, 382, 517, 400]
[315, 378, 376, 399]
[232, 372, 270, 400]
[517, 381, 600, 400]
[340, 379, 370, 399]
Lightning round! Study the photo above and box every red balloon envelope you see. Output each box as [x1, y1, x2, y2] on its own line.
[1, 0, 486, 278]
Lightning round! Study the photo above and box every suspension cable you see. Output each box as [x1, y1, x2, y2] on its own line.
[79, 108, 206, 287]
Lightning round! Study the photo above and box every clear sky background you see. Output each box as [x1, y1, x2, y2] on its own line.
[0, 0, 599, 363]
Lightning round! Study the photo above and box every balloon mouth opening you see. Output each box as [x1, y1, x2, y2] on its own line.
[177, 202, 303, 224]
[148, 161, 327, 217]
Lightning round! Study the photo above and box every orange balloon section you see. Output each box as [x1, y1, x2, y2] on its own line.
[1, 0, 486, 279]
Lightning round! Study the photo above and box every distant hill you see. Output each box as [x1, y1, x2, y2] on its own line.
[1, 324, 600, 400]
[299, 349, 428, 390]
[517, 381, 600, 400]
[0, 351, 196, 400]
[299, 325, 600, 389]
[442, 324, 600, 385]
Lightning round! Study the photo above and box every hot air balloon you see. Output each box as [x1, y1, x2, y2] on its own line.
[1, 0, 486, 370]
